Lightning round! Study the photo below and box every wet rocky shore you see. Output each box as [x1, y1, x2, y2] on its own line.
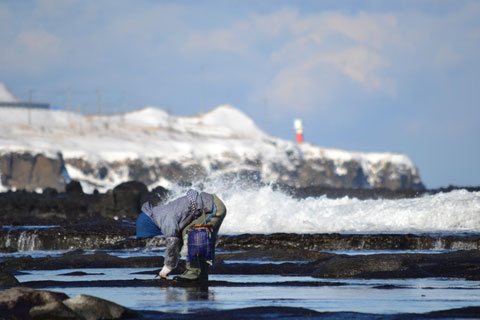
[2, 285, 480, 320]
[1, 181, 480, 319]
[2, 246, 480, 280]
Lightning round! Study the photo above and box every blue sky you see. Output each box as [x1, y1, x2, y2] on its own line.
[1, 0, 479, 188]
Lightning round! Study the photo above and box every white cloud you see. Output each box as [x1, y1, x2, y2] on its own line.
[183, 8, 300, 54]
[185, 4, 480, 114]
[250, 8, 301, 36]
[0, 3, 11, 20]
[183, 20, 253, 54]
[183, 8, 401, 112]
[434, 45, 459, 66]
[0, 3, 13, 35]
[184, 28, 247, 54]
[2, 1, 478, 120]
[33, 0, 79, 17]
[321, 46, 390, 90]
[264, 47, 391, 112]
[265, 64, 316, 111]
[1, 30, 64, 74]
[321, 11, 398, 50]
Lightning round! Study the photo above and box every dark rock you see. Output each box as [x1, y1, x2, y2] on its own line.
[0, 152, 66, 192]
[147, 186, 169, 206]
[65, 181, 83, 194]
[29, 300, 83, 319]
[311, 250, 480, 279]
[0, 286, 69, 319]
[373, 284, 406, 289]
[216, 233, 480, 251]
[96, 181, 149, 219]
[0, 179, 171, 226]
[2, 224, 480, 255]
[63, 294, 141, 320]
[425, 306, 480, 319]
[0, 189, 99, 226]
[42, 187, 58, 196]
[1, 252, 164, 271]
[311, 254, 423, 279]
[3, 246, 480, 280]
[0, 219, 135, 252]
[0, 270, 19, 287]
[0, 287, 140, 320]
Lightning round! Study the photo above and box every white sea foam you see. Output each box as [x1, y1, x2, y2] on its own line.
[190, 185, 480, 234]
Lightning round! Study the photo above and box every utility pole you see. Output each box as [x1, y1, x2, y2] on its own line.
[96, 89, 102, 115]
[28, 89, 32, 126]
[121, 89, 126, 119]
[66, 87, 71, 112]
[166, 104, 172, 133]
[201, 65, 205, 112]
[66, 87, 71, 122]
[263, 96, 269, 134]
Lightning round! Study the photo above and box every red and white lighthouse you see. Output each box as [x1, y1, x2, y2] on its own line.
[294, 119, 304, 144]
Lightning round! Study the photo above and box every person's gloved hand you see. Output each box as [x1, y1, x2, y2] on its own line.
[159, 265, 171, 279]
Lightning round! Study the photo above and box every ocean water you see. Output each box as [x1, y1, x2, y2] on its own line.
[16, 270, 480, 314]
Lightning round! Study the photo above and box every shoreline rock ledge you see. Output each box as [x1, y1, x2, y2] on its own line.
[0, 286, 141, 320]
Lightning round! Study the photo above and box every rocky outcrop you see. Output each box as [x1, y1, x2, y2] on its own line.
[1, 286, 479, 320]
[0, 287, 141, 320]
[63, 294, 140, 320]
[0, 180, 170, 226]
[96, 181, 150, 220]
[216, 233, 480, 251]
[0, 287, 70, 319]
[2, 222, 480, 253]
[1, 251, 163, 271]
[311, 250, 480, 279]
[0, 151, 424, 192]
[64, 154, 424, 192]
[0, 152, 66, 192]
[2, 248, 480, 280]
[0, 271, 18, 286]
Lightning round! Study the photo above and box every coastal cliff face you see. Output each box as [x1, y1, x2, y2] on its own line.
[0, 150, 423, 192]
[0, 105, 424, 192]
[0, 152, 65, 192]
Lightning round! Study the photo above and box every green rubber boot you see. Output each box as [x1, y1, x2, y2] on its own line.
[174, 258, 209, 282]
[198, 258, 210, 282]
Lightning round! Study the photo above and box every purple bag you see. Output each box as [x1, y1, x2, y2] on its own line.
[187, 226, 213, 263]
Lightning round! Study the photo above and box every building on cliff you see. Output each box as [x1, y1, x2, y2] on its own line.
[0, 83, 50, 110]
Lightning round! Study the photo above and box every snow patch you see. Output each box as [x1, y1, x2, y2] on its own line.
[0, 83, 18, 103]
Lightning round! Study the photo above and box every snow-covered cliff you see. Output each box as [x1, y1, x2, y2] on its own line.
[0, 105, 423, 192]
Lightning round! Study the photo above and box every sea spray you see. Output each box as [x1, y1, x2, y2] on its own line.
[169, 183, 480, 234]
[17, 231, 40, 251]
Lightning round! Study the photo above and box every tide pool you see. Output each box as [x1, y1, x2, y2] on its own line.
[15, 269, 480, 315]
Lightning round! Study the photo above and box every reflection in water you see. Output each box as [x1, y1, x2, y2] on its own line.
[16, 270, 480, 314]
[164, 286, 215, 313]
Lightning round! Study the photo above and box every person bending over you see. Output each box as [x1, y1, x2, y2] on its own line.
[136, 189, 227, 282]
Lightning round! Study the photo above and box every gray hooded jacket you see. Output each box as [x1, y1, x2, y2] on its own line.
[141, 189, 214, 269]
